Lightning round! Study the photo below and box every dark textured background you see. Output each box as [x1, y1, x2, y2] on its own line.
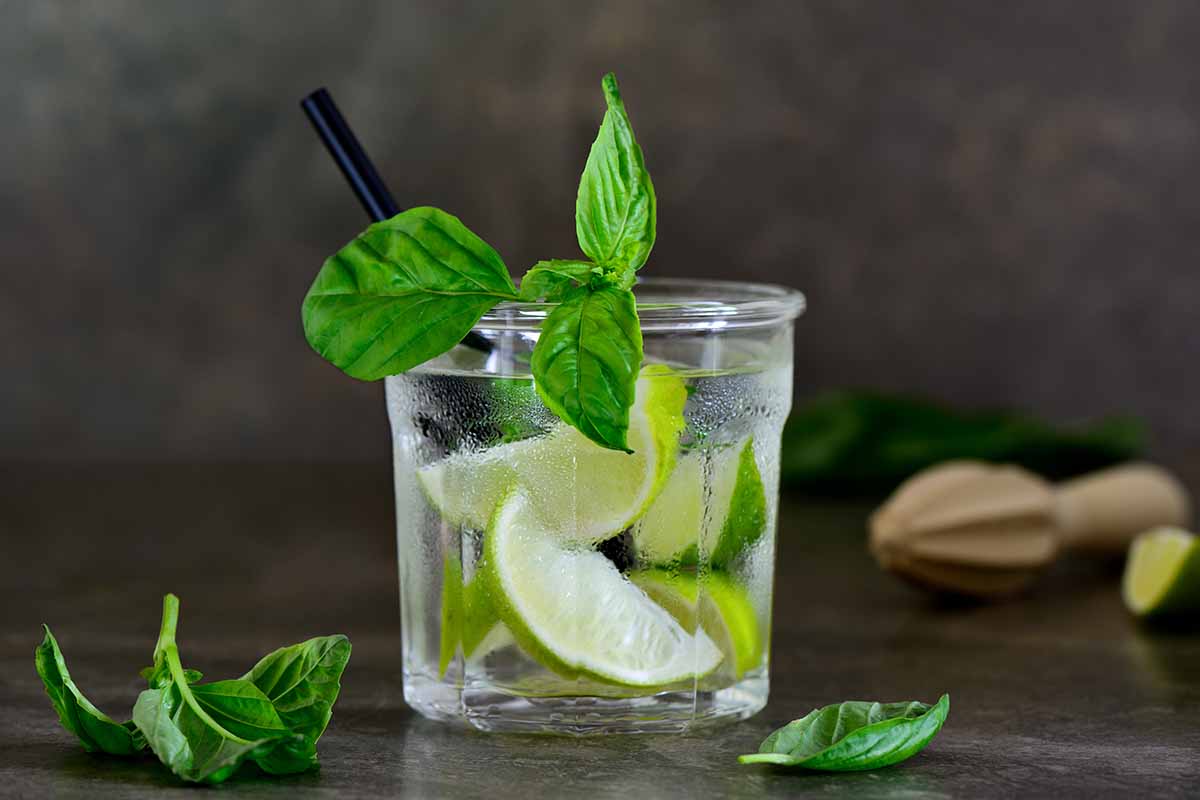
[4, 1, 1199, 464]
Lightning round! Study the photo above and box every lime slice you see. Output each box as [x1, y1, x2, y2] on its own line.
[634, 438, 768, 567]
[1123, 527, 1200, 618]
[418, 367, 687, 543]
[631, 569, 764, 679]
[483, 489, 723, 687]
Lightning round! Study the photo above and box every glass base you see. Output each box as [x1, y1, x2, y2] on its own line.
[403, 670, 768, 735]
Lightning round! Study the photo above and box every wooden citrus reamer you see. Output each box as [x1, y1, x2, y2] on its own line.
[869, 461, 1192, 598]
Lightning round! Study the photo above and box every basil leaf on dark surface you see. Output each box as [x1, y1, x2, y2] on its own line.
[575, 73, 656, 271]
[519, 260, 599, 301]
[740, 694, 949, 771]
[133, 686, 302, 784]
[530, 284, 643, 452]
[35, 626, 145, 756]
[302, 206, 518, 380]
[140, 665, 202, 687]
[242, 634, 351, 748]
[131, 595, 308, 783]
[189, 680, 293, 741]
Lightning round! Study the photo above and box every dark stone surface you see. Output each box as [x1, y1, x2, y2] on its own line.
[1, 464, 1197, 798]
[4, 2, 1200, 467]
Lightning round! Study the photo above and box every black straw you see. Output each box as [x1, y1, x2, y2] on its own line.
[301, 88, 399, 222]
[301, 87, 492, 353]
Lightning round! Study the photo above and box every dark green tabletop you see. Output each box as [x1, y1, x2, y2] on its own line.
[2, 464, 1197, 798]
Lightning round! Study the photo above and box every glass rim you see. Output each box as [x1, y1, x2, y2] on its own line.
[475, 277, 806, 333]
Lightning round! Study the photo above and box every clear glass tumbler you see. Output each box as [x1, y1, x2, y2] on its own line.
[386, 278, 804, 734]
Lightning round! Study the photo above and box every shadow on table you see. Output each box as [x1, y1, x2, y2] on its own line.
[9, 741, 327, 795]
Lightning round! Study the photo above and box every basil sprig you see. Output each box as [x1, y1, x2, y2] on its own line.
[740, 694, 950, 771]
[301, 73, 655, 452]
[35, 595, 351, 785]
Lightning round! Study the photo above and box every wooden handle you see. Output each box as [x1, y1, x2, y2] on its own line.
[1054, 463, 1192, 553]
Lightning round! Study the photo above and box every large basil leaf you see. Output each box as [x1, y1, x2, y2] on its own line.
[133, 685, 304, 784]
[519, 260, 599, 301]
[189, 680, 293, 741]
[35, 626, 144, 756]
[740, 695, 950, 771]
[302, 206, 518, 380]
[131, 595, 310, 783]
[575, 73, 656, 271]
[242, 634, 351, 749]
[530, 284, 643, 452]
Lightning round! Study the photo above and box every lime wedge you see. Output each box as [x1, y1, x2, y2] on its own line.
[462, 572, 502, 657]
[439, 555, 507, 676]
[631, 569, 764, 679]
[1123, 527, 1200, 618]
[483, 489, 723, 687]
[634, 438, 768, 567]
[418, 367, 686, 543]
[438, 556, 464, 677]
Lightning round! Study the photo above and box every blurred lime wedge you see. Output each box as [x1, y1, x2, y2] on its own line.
[482, 489, 723, 687]
[634, 438, 768, 567]
[631, 568, 763, 679]
[1123, 527, 1200, 618]
[418, 366, 686, 544]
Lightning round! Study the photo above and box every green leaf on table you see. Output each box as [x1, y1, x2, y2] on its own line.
[131, 595, 310, 783]
[242, 634, 351, 750]
[530, 284, 643, 452]
[740, 694, 950, 771]
[140, 665, 202, 687]
[190, 680, 294, 741]
[35, 626, 145, 756]
[302, 206, 518, 380]
[133, 684, 305, 784]
[519, 260, 599, 301]
[575, 73, 656, 271]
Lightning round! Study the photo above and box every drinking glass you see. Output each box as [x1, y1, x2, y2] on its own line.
[386, 278, 804, 734]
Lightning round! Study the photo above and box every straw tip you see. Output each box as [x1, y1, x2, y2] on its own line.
[300, 87, 330, 108]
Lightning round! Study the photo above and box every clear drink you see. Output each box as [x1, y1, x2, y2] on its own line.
[386, 279, 803, 734]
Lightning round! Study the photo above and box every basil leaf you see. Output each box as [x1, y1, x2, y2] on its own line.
[140, 665, 202, 686]
[241, 634, 351, 749]
[302, 206, 518, 380]
[190, 679, 293, 741]
[519, 260, 599, 301]
[740, 694, 950, 771]
[575, 73, 656, 271]
[132, 595, 306, 784]
[34, 626, 145, 756]
[133, 686, 303, 784]
[530, 285, 643, 452]
[191, 679, 317, 777]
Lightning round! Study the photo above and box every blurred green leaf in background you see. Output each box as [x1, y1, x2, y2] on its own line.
[781, 391, 1143, 495]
